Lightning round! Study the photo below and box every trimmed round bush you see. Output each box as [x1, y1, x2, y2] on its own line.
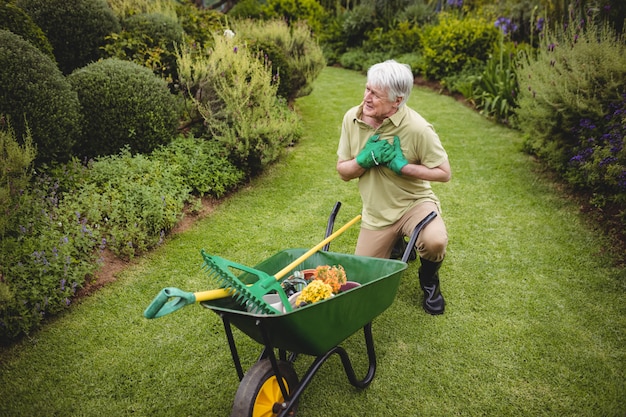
[0, 0, 53, 59]
[0, 29, 82, 164]
[67, 58, 182, 158]
[17, 0, 120, 74]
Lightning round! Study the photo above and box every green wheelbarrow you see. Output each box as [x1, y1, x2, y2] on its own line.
[145, 203, 436, 416]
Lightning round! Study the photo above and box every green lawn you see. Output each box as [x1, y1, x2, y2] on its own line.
[0, 66, 624, 417]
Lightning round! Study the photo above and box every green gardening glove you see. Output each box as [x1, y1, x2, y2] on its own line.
[355, 134, 384, 169]
[387, 136, 408, 175]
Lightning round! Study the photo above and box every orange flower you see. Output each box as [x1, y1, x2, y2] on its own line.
[313, 264, 347, 294]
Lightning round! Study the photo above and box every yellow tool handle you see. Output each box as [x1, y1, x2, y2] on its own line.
[194, 214, 361, 302]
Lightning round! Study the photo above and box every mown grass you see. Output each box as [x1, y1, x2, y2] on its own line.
[0, 66, 624, 417]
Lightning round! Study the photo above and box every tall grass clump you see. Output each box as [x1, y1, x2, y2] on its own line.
[177, 35, 302, 177]
[515, 17, 626, 235]
[232, 18, 326, 100]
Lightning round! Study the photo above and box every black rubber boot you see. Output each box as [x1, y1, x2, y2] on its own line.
[418, 258, 445, 315]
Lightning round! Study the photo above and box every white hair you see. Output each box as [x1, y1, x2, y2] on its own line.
[366, 60, 414, 107]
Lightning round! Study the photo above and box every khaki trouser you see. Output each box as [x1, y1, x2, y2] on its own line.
[354, 202, 447, 262]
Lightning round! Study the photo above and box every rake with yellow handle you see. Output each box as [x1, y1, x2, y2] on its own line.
[144, 214, 361, 319]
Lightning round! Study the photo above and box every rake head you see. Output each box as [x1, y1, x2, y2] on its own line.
[200, 249, 291, 314]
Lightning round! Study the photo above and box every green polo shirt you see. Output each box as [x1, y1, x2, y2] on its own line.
[337, 103, 448, 229]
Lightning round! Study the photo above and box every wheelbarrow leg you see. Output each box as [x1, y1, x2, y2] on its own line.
[339, 322, 376, 388]
[220, 313, 245, 381]
[275, 322, 378, 417]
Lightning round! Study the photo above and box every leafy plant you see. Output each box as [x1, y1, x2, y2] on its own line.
[462, 38, 523, 124]
[261, 0, 327, 34]
[151, 135, 245, 198]
[0, 148, 101, 341]
[0, 125, 35, 239]
[362, 21, 421, 56]
[63, 149, 190, 259]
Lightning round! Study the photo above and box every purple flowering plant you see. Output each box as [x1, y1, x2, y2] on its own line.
[568, 95, 626, 199]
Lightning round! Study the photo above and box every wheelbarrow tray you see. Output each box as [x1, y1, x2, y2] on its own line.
[200, 249, 407, 356]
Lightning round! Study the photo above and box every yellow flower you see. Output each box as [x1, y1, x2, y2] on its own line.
[296, 279, 333, 305]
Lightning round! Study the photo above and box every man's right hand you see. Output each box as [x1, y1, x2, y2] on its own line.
[355, 135, 393, 169]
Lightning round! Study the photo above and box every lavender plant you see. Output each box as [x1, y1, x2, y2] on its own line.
[515, 15, 626, 232]
[567, 96, 626, 207]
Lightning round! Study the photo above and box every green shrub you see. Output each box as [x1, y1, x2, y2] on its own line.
[566, 97, 626, 206]
[514, 20, 626, 170]
[261, 0, 327, 34]
[151, 135, 245, 198]
[0, 29, 82, 165]
[362, 21, 421, 56]
[232, 18, 326, 100]
[515, 19, 626, 235]
[177, 36, 302, 177]
[61, 149, 190, 259]
[340, 2, 376, 48]
[104, 12, 183, 82]
[67, 58, 182, 159]
[461, 40, 523, 124]
[247, 38, 293, 100]
[0, 140, 101, 341]
[418, 13, 498, 80]
[175, 1, 225, 49]
[338, 48, 388, 73]
[0, 124, 35, 238]
[229, 0, 263, 19]
[17, 0, 120, 74]
[0, 0, 53, 59]
[398, 1, 438, 25]
[106, 0, 177, 19]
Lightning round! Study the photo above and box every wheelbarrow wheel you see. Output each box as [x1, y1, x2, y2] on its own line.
[230, 359, 299, 417]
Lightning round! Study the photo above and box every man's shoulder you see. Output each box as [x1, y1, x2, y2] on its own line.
[403, 105, 430, 124]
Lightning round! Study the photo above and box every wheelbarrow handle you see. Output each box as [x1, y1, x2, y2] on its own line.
[402, 211, 438, 263]
[143, 287, 197, 319]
